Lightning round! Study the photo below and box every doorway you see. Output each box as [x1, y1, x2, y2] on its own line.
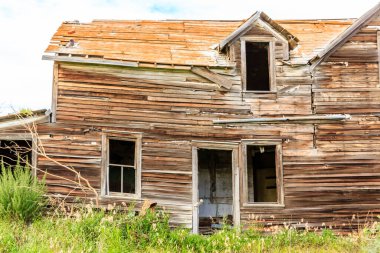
[192, 143, 239, 234]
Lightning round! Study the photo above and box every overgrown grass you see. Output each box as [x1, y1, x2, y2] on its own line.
[0, 163, 46, 222]
[0, 164, 378, 252]
[0, 206, 378, 253]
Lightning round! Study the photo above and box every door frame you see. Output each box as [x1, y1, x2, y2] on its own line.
[191, 141, 240, 234]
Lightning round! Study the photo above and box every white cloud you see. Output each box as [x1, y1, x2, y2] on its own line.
[0, 0, 379, 114]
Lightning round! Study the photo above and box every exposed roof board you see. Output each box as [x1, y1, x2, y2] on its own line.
[44, 17, 354, 67]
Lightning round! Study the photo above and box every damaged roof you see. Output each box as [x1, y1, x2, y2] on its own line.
[0, 109, 50, 130]
[44, 16, 354, 67]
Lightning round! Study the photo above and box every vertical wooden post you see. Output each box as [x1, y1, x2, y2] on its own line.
[51, 63, 59, 123]
[240, 39, 247, 90]
[100, 133, 107, 196]
[191, 146, 199, 234]
[269, 40, 276, 92]
[232, 148, 241, 229]
[135, 134, 142, 199]
[377, 30, 380, 87]
[32, 134, 38, 177]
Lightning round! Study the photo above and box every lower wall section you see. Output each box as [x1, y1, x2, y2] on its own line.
[33, 117, 380, 230]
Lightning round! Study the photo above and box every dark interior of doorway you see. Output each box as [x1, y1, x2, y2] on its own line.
[198, 148, 233, 234]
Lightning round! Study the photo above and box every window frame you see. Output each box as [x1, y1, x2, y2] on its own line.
[191, 140, 240, 234]
[241, 140, 284, 208]
[101, 132, 142, 199]
[241, 36, 276, 93]
[0, 133, 37, 176]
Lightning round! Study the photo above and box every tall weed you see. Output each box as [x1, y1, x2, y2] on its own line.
[0, 162, 46, 222]
[0, 205, 376, 252]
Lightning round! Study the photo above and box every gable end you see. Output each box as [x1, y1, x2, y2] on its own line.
[219, 11, 299, 58]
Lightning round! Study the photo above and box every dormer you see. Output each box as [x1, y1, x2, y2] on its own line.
[219, 12, 299, 92]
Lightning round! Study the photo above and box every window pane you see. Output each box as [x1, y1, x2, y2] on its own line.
[246, 42, 270, 91]
[109, 140, 135, 166]
[247, 145, 277, 202]
[123, 167, 135, 194]
[109, 165, 121, 192]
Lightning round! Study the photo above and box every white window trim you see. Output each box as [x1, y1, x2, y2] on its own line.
[241, 36, 276, 92]
[101, 132, 142, 200]
[241, 140, 284, 208]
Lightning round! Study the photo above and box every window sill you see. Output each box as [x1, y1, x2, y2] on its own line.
[100, 193, 141, 201]
[242, 203, 285, 208]
[242, 90, 277, 94]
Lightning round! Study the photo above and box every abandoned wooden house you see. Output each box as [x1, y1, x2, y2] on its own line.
[1, 3, 380, 233]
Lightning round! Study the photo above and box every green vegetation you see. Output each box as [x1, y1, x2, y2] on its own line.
[0, 163, 46, 223]
[0, 165, 378, 252]
[0, 207, 378, 253]
[17, 108, 33, 117]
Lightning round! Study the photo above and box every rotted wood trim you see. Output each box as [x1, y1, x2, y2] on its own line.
[51, 63, 59, 123]
[191, 67, 233, 90]
[100, 133, 107, 196]
[44, 55, 138, 68]
[232, 148, 241, 229]
[219, 11, 262, 50]
[191, 146, 198, 234]
[43, 55, 235, 70]
[377, 30, 380, 87]
[213, 114, 351, 124]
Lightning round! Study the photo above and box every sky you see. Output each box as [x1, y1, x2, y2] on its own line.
[0, 0, 379, 115]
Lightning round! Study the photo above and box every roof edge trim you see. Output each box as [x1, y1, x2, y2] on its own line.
[310, 2, 380, 70]
[0, 110, 51, 130]
[219, 11, 299, 51]
[42, 55, 236, 70]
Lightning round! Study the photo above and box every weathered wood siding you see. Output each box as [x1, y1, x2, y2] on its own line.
[310, 17, 380, 229]
[30, 21, 380, 230]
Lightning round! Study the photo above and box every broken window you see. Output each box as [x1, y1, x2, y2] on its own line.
[246, 145, 278, 203]
[0, 140, 32, 168]
[108, 139, 136, 194]
[245, 41, 271, 91]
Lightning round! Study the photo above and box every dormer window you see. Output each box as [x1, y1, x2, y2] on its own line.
[241, 38, 276, 92]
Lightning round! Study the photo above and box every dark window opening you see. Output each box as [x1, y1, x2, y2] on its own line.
[198, 149, 233, 234]
[108, 140, 136, 194]
[0, 140, 32, 169]
[247, 145, 277, 202]
[246, 42, 270, 91]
